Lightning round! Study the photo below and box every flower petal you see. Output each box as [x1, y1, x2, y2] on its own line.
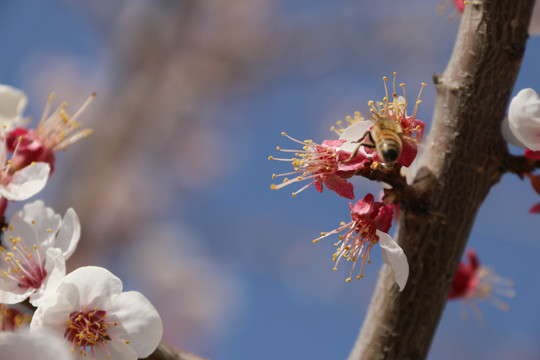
[56, 266, 123, 310]
[529, 203, 540, 214]
[0, 84, 27, 128]
[0, 331, 73, 360]
[0, 162, 50, 201]
[378, 231, 409, 291]
[7, 200, 61, 248]
[337, 120, 375, 153]
[324, 175, 355, 199]
[54, 208, 81, 259]
[107, 291, 163, 358]
[508, 88, 540, 151]
[28, 247, 66, 307]
[501, 115, 526, 148]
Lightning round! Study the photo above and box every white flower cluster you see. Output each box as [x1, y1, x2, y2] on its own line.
[0, 85, 162, 360]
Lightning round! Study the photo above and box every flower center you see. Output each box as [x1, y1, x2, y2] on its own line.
[65, 308, 130, 358]
[66, 309, 110, 357]
[1, 231, 48, 290]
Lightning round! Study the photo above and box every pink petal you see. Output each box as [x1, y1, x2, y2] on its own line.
[321, 139, 346, 148]
[397, 138, 418, 167]
[324, 175, 354, 199]
[314, 180, 324, 193]
[529, 203, 540, 214]
[525, 149, 540, 160]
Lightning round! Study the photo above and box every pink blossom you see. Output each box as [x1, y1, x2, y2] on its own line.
[6, 93, 94, 173]
[313, 193, 408, 290]
[454, 0, 465, 12]
[0, 304, 32, 331]
[270, 132, 370, 199]
[337, 74, 426, 168]
[449, 249, 515, 318]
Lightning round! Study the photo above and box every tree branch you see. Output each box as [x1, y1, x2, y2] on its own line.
[141, 342, 209, 360]
[348, 1, 535, 359]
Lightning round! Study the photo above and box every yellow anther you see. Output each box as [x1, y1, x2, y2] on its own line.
[270, 184, 277, 190]
[281, 132, 286, 136]
[333, 267, 337, 271]
[268, 156, 273, 160]
[345, 278, 351, 283]
[320, 232, 326, 236]
[312, 239, 318, 244]
[292, 192, 297, 198]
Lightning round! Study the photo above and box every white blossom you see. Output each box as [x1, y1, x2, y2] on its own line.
[31, 266, 163, 360]
[0, 200, 80, 306]
[508, 88, 540, 151]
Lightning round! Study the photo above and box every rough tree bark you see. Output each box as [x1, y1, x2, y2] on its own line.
[348, 1, 535, 360]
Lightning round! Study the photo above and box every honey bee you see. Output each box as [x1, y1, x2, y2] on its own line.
[346, 74, 425, 167]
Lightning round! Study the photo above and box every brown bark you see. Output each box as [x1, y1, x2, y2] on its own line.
[348, 1, 534, 359]
[142, 343, 209, 360]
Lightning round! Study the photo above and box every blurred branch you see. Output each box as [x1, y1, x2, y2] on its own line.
[348, 1, 535, 359]
[142, 343, 209, 360]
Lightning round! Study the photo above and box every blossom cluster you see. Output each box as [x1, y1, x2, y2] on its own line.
[270, 74, 427, 290]
[0, 85, 162, 360]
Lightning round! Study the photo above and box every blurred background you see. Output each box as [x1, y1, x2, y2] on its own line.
[1, 0, 540, 359]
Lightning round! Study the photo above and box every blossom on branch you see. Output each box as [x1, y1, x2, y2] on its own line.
[0, 200, 80, 306]
[270, 132, 369, 199]
[313, 193, 408, 290]
[337, 74, 426, 168]
[508, 88, 540, 152]
[30, 266, 163, 360]
[449, 249, 515, 320]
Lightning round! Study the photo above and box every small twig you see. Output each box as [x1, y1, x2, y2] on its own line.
[502, 153, 540, 175]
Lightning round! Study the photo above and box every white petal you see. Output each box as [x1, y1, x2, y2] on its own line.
[29, 247, 66, 307]
[378, 231, 409, 291]
[7, 200, 61, 249]
[82, 339, 138, 360]
[0, 84, 27, 128]
[107, 291, 163, 357]
[30, 291, 73, 334]
[508, 88, 540, 151]
[57, 266, 123, 310]
[530, 0, 540, 35]
[0, 162, 50, 201]
[0, 331, 73, 360]
[54, 208, 81, 259]
[337, 120, 375, 153]
[0, 279, 34, 304]
[501, 115, 526, 148]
